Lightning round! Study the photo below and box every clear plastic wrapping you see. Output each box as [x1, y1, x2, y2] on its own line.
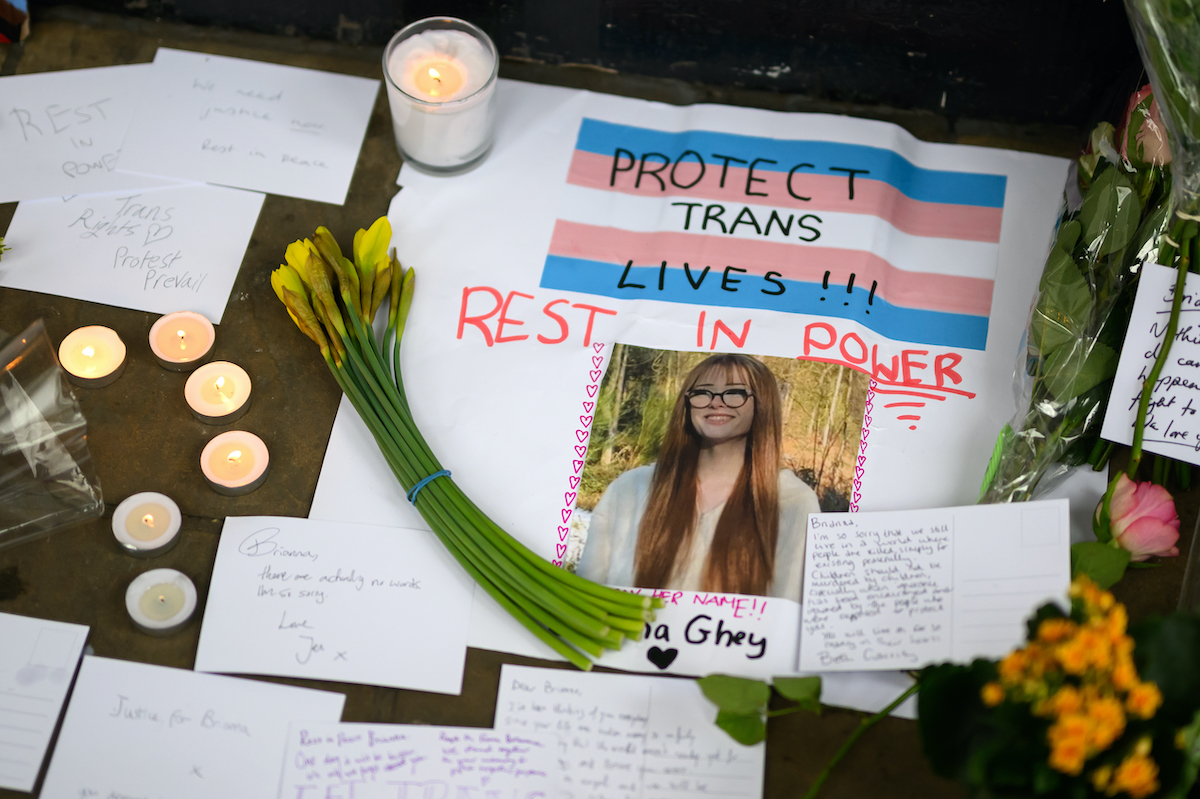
[0, 320, 104, 550]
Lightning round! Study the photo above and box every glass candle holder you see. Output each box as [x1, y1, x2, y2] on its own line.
[383, 17, 500, 175]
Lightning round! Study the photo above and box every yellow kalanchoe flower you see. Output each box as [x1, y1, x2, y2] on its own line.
[981, 682, 1005, 707]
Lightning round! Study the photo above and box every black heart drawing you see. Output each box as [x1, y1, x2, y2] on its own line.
[647, 646, 678, 670]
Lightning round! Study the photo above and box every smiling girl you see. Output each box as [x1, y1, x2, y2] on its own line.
[577, 353, 820, 600]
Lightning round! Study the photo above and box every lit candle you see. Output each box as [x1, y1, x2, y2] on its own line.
[112, 492, 182, 557]
[125, 568, 197, 635]
[57, 326, 126, 388]
[148, 311, 215, 372]
[200, 430, 269, 496]
[383, 17, 499, 174]
[185, 361, 252, 425]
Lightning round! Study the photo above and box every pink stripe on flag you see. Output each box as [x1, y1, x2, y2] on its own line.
[548, 220, 994, 316]
[567, 149, 1003, 243]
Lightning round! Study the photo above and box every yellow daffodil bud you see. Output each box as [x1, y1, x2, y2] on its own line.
[271, 264, 307, 305]
[354, 216, 392, 274]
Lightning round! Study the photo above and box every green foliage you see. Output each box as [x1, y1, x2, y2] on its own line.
[1079, 165, 1143, 258]
[698, 674, 772, 715]
[1069, 541, 1131, 589]
[1133, 613, 1200, 726]
[772, 676, 822, 713]
[698, 673, 823, 747]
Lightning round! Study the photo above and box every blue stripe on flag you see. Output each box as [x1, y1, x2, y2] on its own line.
[540, 255, 989, 350]
[575, 118, 1007, 209]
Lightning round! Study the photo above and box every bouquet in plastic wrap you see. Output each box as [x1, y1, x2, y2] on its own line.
[0, 320, 104, 550]
[978, 90, 1174, 503]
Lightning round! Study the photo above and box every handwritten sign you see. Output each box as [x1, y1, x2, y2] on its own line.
[119, 48, 378, 204]
[279, 722, 557, 799]
[495, 664, 764, 799]
[799, 499, 1069, 671]
[1101, 262, 1200, 463]
[0, 613, 87, 792]
[0, 64, 179, 203]
[0, 184, 264, 322]
[38, 656, 344, 799]
[195, 516, 474, 694]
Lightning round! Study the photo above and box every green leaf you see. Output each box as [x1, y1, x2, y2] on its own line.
[772, 676, 821, 713]
[1070, 541, 1130, 589]
[1056, 219, 1082, 253]
[1133, 614, 1200, 726]
[978, 424, 1013, 500]
[1162, 708, 1200, 799]
[1043, 340, 1117, 402]
[697, 674, 771, 715]
[1030, 249, 1091, 361]
[714, 710, 767, 745]
[1079, 165, 1143, 257]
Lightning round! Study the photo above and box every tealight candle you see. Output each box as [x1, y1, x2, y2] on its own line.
[58, 326, 126, 388]
[200, 430, 269, 496]
[148, 311, 215, 372]
[112, 492, 182, 557]
[185, 361, 252, 425]
[383, 17, 499, 174]
[125, 568, 197, 635]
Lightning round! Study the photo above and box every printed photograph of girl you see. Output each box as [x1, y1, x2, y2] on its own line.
[573, 347, 868, 602]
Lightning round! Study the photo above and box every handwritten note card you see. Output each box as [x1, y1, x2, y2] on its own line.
[0, 64, 180, 203]
[0, 184, 264, 322]
[0, 613, 87, 792]
[1102, 262, 1200, 463]
[119, 48, 378, 204]
[800, 499, 1069, 672]
[279, 722, 558, 799]
[39, 656, 344, 799]
[495, 664, 764, 799]
[195, 516, 474, 694]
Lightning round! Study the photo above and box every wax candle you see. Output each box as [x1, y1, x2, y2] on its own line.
[112, 492, 182, 557]
[148, 311, 215, 371]
[58, 326, 126, 388]
[383, 17, 499, 174]
[185, 361, 252, 425]
[200, 430, 269, 496]
[125, 569, 197, 635]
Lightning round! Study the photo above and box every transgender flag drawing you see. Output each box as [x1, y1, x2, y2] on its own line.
[538, 118, 1008, 350]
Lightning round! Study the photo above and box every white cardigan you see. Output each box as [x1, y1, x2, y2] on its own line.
[576, 465, 820, 601]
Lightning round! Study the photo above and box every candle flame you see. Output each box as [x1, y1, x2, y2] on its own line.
[214, 375, 229, 402]
[82, 345, 95, 358]
[142, 513, 155, 527]
[158, 594, 166, 604]
[178, 329, 186, 350]
[429, 67, 441, 81]
[227, 449, 243, 463]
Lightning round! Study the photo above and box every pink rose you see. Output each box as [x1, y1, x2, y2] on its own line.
[1119, 85, 1172, 167]
[1098, 473, 1180, 561]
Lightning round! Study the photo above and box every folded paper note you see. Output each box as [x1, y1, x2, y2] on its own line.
[279, 722, 557, 799]
[495, 664, 765, 799]
[0, 184, 263, 322]
[0, 612, 87, 792]
[39, 656, 344, 799]
[195, 516, 474, 694]
[799, 499, 1070, 671]
[119, 48, 378, 205]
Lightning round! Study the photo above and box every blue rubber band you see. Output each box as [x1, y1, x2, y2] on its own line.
[407, 469, 451, 503]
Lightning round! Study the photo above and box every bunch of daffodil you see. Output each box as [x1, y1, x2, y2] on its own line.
[271, 217, 660, 670]
[980, 578, 1164, 796]
[918, 575, 1200, 799]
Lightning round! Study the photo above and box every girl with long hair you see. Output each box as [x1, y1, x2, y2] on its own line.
[577, 353, 820, 600]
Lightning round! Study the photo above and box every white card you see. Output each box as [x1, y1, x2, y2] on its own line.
[280, 722, 558, 799]
[195, 516, 474, 694]
[1102, 262, 1200, 462]
[495, 664, 764, 799]
[800, 499, 1070, 671]
[0, 613, 87, 792]
[0, 184, 264, 322]
[0, 64, 179, 203]
[119, 48, 379, 204]
[39, 656, 344, 799]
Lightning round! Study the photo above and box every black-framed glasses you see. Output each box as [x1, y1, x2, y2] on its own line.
[685, 389, 753, 409]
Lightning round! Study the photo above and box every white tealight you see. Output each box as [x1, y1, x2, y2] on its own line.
[125, 569, 197, 635]
[112, 492, 182, 557]
[388, 30, 492, 102]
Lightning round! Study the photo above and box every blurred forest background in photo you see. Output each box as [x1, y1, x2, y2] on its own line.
[580, 345, 870, 513]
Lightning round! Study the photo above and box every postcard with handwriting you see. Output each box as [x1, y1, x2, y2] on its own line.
[0, 613, 88, 792]
[38, 656, 344, 799]
[279, 722, 557, 799]
[799, 498, 1070, 671]
[495, 664, 765, 799]
[119, 48, 378, 205]
[0, 64, 178, 203]
[195, 516, 474, 694]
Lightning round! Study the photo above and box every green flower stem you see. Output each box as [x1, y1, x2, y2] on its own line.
[801, 681, 920, 799]
[1129, 223, 1196, 477]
